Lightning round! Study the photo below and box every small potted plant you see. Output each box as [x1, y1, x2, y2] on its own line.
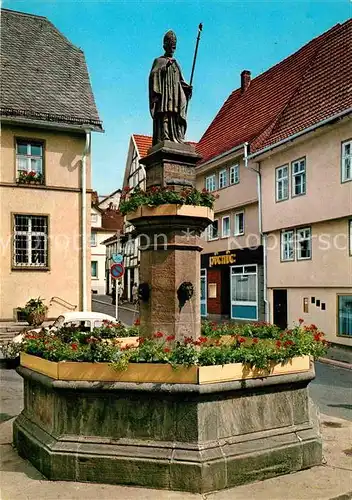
[19, 297, 48, 327]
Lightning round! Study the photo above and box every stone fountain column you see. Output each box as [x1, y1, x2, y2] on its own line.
[126, 140, 213, 341]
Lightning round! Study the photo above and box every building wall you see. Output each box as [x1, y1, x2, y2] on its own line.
[267, 287, 352, 347]
[266, 219, 352, 288]
[91, 230, 113, 295]
[261, 120, 352, 233]
[0, 124, 91, 320]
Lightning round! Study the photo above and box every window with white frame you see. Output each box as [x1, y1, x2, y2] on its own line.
[219, 169, 228, 189]
[13, 215, 48, 267]
[231, 265, 258, 320]
[292, 158, 306, 196]
[205, 174, 216, 192]
[208, 220, 219, 240]
[276, 165, 289, 201]
[91, 213, 98, 223]
[338, 295, 352, 336]
[281, 230, 294, 261]
[222, 216, 230, 237]
[230, 164, 239, 185]
[16, 140, 44, 181]
[296, 227, 311, 260]
[91, 261, 98, 278]
[90, 232, 97, 246]
[234, 212, 244, 235]
[341, 140, 352, 182]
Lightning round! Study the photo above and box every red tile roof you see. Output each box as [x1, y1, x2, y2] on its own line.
[197, 20, 352, 164]
[133, 134, 152, 158]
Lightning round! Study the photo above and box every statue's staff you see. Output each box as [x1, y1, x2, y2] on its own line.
[186, 23, 203, 114]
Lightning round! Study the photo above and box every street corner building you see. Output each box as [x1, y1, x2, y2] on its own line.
[0, 8, 103, 321]
[196, 20, 352, 350]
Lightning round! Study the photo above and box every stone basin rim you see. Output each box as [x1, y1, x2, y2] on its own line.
[17, 365, 316, 394]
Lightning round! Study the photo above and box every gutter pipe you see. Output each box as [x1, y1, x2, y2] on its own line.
[82, 131, 91, 311]
[243, 142, 269, 322]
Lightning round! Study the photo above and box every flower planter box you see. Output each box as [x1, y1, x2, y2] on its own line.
[126, 204, 214, 221]
[20, 352, 310, 384]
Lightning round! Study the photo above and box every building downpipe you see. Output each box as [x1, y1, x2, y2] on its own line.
[82, 131, 91, 311]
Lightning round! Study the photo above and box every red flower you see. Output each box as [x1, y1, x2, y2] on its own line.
[298, 318, 304, 324]
[153, 332, 164, 338]
[151, 186, 159, 193]
[276, 340, 282, 348]
[284, 340, 294, 347]
[71, 343, 78, 350]
[202, 188, 208, 193]
[252, 338, 259, 344]
[314, 332, 322, 341]
[138, 337, 145, 344]
[238, 337, 246, 343]
[184, 336, 193, 344]
[163, 347, 171, 353]
[29, 171, 36, 177]
[166, 335, 175, 342]
[123, 186, 131, 192]
[310, 324, 318, 330]
[198, 337, 207, 344]
[134, 318, 140, 326]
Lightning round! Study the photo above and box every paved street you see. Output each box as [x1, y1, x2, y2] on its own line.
[92, 294, 139, 326]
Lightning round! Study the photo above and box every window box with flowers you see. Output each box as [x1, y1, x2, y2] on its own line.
[17, 171, 44, 185]
[17, 319, 327, 384]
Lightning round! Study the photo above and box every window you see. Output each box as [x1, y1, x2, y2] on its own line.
[90, 232, 97, 246]
[338, 295, 352, 336]
[91, 261, 98, 278]
[276, 165, 289, 201]
[230, 164, 239, 185]
[342, 140, 352, 182]
[222, 216, 230, 237]
[91, 213, 98, 223]
[234, 212, 244, 235]
[231, 265, 258, 320]
[208, 220, 219, 240]
[292, 158, 306, 196]
[219, 169, 227, 189]
[205, 174, 216, 192]
[296, 227, 311, 260]
[13, 215, 48, 268]
[281, 230, 294, 261]
[16, 140, 44, 183]
[349, 220, 352, 256]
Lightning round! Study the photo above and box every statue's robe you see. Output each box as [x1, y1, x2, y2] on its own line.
[149, 56, 190, 145]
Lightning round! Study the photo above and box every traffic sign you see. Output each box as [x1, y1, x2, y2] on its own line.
[110, 263, 124, 280]
[112, 253, 123, 264]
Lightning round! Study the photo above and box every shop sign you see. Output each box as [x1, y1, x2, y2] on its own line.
[209, 252, 236, 267]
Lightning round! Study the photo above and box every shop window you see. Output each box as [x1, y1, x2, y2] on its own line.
[231, 265, 257, 320]
[338, 295, 352, 336]
[200, 269, 207, 317]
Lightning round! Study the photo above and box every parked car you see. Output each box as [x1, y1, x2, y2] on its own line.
[11, 311, 117, 344]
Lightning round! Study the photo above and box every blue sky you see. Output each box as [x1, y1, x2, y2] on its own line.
[3, 0, 351, 194]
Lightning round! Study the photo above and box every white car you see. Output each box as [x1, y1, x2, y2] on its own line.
[12, 311, 117, 344]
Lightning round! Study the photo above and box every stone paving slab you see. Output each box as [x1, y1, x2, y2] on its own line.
[1, 414, 351, 500]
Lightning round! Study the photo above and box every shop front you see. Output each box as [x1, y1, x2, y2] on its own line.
[200, 247, 264, 322]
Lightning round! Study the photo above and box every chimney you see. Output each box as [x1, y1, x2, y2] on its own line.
[241, 70, 251, 93]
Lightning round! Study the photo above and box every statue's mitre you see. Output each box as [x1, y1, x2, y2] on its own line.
[163, 30, 177, 44]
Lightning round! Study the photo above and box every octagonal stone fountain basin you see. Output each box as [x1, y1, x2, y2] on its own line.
[13, 356, 322, 493]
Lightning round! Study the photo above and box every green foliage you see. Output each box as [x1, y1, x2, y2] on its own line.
[20, 297, 48, 317]
[16, 320, 328, 371]
[119, 185, 216, 215]
[18, 171, 44, 183]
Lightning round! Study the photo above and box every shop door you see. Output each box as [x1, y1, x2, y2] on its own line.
[273, 289, 288, 330]
[200, 269, 207, 317]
